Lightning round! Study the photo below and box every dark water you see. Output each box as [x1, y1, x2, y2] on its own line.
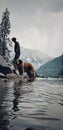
[0, 78, 63, 130]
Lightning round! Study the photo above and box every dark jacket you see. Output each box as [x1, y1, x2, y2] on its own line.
[14, 41, 20, 54]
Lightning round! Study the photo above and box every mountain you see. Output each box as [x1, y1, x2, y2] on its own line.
[10, 46, 51, 70]
[36, 55, 63, 78]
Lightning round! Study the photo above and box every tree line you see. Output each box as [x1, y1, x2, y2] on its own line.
[0, 8, 11, 58]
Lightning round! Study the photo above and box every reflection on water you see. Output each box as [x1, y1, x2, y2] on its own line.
[12, 84, 20, 112]
[0, 78, 63, 130]
[0, 80, 9, 130]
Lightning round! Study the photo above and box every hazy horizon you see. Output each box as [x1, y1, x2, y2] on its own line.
[0, 0, 63, 58]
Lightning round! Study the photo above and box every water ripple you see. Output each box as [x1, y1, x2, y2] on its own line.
[0, 78, 63, 130]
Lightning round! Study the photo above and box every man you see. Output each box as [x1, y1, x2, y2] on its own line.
[12, 37, 20, 65]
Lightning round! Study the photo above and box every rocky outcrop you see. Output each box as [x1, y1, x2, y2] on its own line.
[0, 55, 9, 67]
[0, 55, 12, 76]
[0, 65, 12, 75]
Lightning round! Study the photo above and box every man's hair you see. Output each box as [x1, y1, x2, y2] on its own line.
[12, 37, 16, 42]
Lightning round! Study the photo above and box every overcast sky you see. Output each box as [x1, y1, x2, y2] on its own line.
[0, 0, 63, 57]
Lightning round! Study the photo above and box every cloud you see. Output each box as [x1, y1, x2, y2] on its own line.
[13, 11, 63, 57]
[9, 0, 63, 13]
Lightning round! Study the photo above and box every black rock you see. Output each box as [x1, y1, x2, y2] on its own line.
[0, 65, 12, 75]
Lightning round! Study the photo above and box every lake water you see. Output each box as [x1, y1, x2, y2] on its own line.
[0, 78, 63, 130]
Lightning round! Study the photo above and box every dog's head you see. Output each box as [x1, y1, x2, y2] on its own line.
[17, 59, 23, 65]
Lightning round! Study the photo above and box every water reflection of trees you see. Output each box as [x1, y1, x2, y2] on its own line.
[12, 81, 22, 112]
[12, 80, 32, 112]
[0, 81, 9, 130]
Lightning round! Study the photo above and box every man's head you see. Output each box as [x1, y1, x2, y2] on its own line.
[12, 37, 16, 42]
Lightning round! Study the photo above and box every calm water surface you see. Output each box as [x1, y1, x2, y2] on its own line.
[0, 78, 63, 130]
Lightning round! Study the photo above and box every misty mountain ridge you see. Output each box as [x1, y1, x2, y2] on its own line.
[37, 54, 63, 78]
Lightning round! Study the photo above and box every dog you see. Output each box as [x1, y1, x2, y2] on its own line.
[16, 59, 36, 80]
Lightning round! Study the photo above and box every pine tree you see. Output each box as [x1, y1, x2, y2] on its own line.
[0, 8, 11, 56]
[0, 25, 2, 55]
